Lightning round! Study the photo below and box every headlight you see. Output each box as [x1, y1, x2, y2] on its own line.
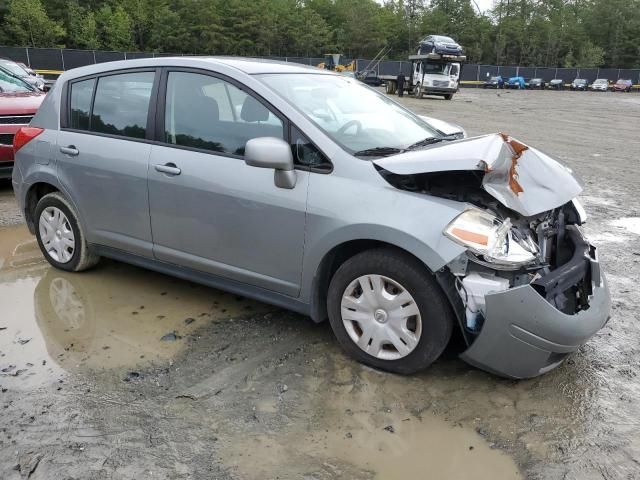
[444, 209, 538, 266]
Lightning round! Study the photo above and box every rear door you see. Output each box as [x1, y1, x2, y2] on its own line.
[147, 69, 309, 296]
[57, 70, 158, 257]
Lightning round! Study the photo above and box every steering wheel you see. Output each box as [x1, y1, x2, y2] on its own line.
[337, 120, 362, 136]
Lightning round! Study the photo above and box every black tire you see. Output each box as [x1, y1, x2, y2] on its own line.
[413, 83, 423, 99]
[327, 248, 454, 374]
[444, 94, 453, 100]
[34, 192, 100, 272]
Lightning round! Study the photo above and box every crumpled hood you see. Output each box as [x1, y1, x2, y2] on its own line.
[373, 133, 583, 217]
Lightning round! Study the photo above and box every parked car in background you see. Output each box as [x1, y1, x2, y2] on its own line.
[570, 79, 588, 91]
[548, 79, 564, 90]
[483, 76, 504, 89]
[506, 76, 526, 89]
[590, 79, 609, 92]
[12, 57, 610, 379]
[417, 35, 464, 56]
[0, 58, 45, 91]
[612, 79, 633, 92]
[0, 69, 45, 178]
[528, 78, 545, 89]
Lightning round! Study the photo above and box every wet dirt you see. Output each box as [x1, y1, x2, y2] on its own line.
[1, 90, 640, 479]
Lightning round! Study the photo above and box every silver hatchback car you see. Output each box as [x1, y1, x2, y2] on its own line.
[12, 58, 610, 378]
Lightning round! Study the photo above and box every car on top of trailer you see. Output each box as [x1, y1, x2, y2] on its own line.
[417, 35, 464, 56]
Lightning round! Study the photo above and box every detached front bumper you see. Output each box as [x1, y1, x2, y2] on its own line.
[460, 232, 611, 379]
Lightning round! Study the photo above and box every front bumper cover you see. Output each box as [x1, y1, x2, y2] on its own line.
[459, 235, 611, 379]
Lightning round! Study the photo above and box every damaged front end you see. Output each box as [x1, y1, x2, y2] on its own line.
[375, 133, 611, 378]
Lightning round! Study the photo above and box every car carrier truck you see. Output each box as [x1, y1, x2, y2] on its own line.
[380, 53, 466, 100]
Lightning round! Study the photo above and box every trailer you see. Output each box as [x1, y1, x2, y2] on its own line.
[380, 53, 466, 100]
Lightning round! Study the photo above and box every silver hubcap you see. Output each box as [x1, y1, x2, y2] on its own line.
[341, 274, 422, 361]
[39, 207, 75, 264]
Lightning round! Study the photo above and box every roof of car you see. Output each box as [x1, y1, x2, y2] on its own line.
[59, 56, 331, 81]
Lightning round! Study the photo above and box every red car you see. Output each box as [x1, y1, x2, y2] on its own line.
[0, 68, 45, 178]
[612, 79, 633, 92]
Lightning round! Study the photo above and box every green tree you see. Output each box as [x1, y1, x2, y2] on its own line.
[4, 0, 65, 47]
[96, 5, 134, 51]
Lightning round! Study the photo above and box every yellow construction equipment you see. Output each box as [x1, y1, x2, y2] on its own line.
[317, 54, 355, 72]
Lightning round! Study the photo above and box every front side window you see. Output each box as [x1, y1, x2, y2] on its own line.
[90, 72, 155, 139]
[164, 72, 284, 156]
[69, 78, 95, 130]
[259, 73, 440, 155]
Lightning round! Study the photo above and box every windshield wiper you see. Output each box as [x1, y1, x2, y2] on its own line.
[405, 136, 455, 151]
[353, 146, 405, 157]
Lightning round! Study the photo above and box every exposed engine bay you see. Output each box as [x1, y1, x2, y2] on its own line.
[376, 166, 595, 338]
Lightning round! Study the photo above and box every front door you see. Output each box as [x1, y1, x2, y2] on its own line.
[57, 70, 157, 257]
[147, 70, 308, 296]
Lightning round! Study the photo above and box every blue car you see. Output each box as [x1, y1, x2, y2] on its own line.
[483, 76, 504, 89]
[417, 35, 464, 56]
[506, 76, 526, 89]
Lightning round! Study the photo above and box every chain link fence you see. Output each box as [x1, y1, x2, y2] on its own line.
[2, 46, 639, 88]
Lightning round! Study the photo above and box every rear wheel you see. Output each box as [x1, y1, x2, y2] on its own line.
[386, 80, 397, 95]
[35, 192, 100, 272]
[327, 249, 454, 374]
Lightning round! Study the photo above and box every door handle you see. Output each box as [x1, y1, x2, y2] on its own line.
[154, 163, 181, 176]
[60, 145, 79, 156]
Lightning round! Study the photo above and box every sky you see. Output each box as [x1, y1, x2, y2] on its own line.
[474, 0, 495, 13]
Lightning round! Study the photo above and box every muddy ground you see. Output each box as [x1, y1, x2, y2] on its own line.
[1, 88, 639, 479]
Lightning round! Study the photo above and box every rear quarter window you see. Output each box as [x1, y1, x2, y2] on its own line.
[69, 78, 95, 130]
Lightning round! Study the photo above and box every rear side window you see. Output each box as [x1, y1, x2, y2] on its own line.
[164, 71, 283, 156]
[69, 78, 95, 130]
[91, 72, 155, 139]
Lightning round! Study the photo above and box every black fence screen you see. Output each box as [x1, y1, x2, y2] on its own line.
[1, 46, 639, 88]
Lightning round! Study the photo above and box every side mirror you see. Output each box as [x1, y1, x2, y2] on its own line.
[245, 137, 296, 189]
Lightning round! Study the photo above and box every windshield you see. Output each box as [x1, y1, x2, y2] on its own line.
[617, 79, 630, 84]
[424, 63, 448, 75]
[434, 36, 455, 43]
[594, 79, 607, 84]
[574, 79, 586, 84]
[0, 59, 27, 77]
[259, 73, 440, 155]
[490, 76, 500, 81]
[0, 69, 33, 92]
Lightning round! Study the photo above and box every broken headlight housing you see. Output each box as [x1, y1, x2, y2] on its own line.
[444, 209, 538, 266]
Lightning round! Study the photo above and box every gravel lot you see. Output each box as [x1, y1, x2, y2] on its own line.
[1, 88, 639, 479]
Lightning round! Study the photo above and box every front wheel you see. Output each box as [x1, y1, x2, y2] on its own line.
[327, 249, 454, 374]
[444, 94, 453, 100]
[35, 192, 100, 272]
[413, 83, 423, 99]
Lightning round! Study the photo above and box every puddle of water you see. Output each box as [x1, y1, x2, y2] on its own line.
[223, 413, 521, 479]
[219, 364, 522, 480]
[0, 225, 272, 389]
[611, 217, 640, 235]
